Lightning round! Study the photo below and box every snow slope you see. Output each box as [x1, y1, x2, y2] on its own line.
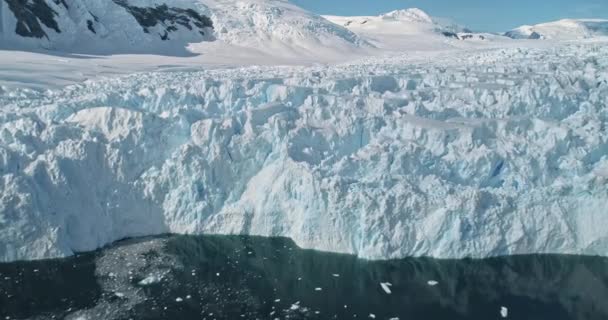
[0, 0, 369, 59]
[199, 0, 370, 58]
[506, 19, 608, 40]
[0, 0, 214, 55]
[1, 42, 607, 262]
[323, 9, 494, 51]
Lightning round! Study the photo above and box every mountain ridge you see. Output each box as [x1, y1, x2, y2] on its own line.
[506, 18, 608, 40]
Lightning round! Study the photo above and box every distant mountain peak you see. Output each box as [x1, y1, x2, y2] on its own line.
[505, 19, 608, 40]
[381, 8, 433, 24]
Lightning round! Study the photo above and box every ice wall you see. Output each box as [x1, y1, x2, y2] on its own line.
[1, 44, 607, 261]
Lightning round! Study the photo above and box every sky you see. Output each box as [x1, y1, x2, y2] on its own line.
[291, 0, 608, 32]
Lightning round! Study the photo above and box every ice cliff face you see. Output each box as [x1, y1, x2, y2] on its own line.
[0, 0, 213, 53]
[1, 43, 608, 262]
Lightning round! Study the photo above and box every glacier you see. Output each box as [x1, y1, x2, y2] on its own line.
[1, 42, 607, 262]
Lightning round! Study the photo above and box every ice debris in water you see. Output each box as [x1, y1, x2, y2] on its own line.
[380, 282, 393, 294]
[427, 280, 439, 286]
[138, 274, 164, 286]
[501, 306, 509, 318]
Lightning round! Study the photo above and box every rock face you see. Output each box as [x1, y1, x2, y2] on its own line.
[1, 44, 607, 262]
[0, 0, 214, 54]
[112, 0, 213, 40]
[4, 0, 63, 39]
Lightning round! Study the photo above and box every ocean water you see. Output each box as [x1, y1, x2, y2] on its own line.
[1, 235, 607, 320]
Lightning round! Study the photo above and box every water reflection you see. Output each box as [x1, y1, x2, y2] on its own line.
[1, 235, 607, 320]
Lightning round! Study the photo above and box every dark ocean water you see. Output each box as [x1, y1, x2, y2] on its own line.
[1, 235, 607, 320]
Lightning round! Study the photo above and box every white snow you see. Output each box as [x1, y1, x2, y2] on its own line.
[427, 280, 439, 286]
[324, 9, 465, 51]
[0, 1, 608, 263]
[202, 0, 369, 58]
[506, 19, 608, 40]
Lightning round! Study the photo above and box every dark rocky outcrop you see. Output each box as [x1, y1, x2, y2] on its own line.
[112, 0, 213, 39]
[528, 31, 542, 39]
[441, 31, 459, 39]
[3, 0, 213, 41]
[4, 0, 62, 39]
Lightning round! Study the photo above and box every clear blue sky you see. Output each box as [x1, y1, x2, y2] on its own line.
[291, 0, 608, 32]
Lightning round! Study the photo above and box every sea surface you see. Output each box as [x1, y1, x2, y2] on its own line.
[1, 235, 607, 320]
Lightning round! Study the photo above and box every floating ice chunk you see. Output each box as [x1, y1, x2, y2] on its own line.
[332, 274, 340, 277]
[274, 299, 281, 302]
[114, 292, 125, 298]
[369, 314, 376, 319]
[138, 274, 163, 286]
[175, 297, 183, 302]
[500, 306, 508, 318]
[427, 280, 439, 286]
[290, 302, 300, 310]
[315, 287, 323, 291]
[389, 318, 400, 320]
[380, 282, 393, 294]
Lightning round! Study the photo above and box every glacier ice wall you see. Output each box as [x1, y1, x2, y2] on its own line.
[1, 44, 608, 261]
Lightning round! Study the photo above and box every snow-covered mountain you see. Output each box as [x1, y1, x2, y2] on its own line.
[0, 0, 369, 59]
[203, 0, 369, 55]
[0, 0, 214, 54]
[324, 8, 493, 51]
[505, 19, 608, 40]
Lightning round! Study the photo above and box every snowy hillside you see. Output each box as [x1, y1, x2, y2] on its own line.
[506, 19, 608, 40]
[0, 0, 214, 54]
[1, 43, 608, 262]
[0, 0, 370, 59]
[201, 0, 370, 57]
[324, 8, 492, 50]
